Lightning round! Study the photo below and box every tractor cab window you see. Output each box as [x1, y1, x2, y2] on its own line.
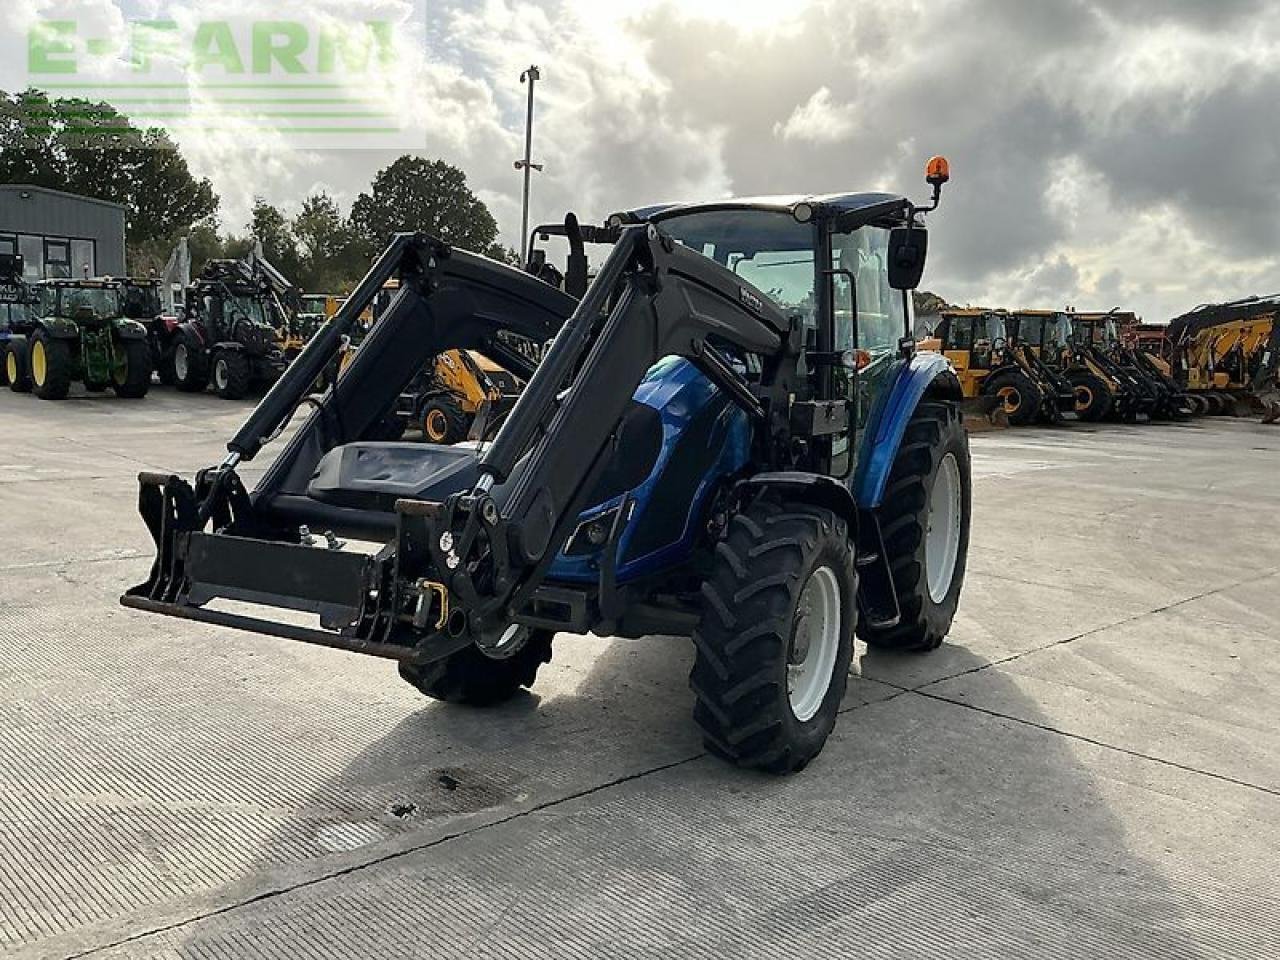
[945, 316, 974, 351]
[655, 209, 817, 329]
[60, 286, 121, 319]
[224, 295, 270, 327]
[971, 314, 1005, 370]
[831, 226, 901, 361]
[123, 285, 161, 320]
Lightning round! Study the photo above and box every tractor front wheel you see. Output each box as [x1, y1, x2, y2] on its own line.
[986, 371, 1041, 426]
[857, 401, 970, 653]
[172, 334, 209, 392]
[398, 628, 554, 706]
[212, 349, 251, 400]
[112, 339, 152, 398]
[6, 338, 32, 392]
[691, 499, 856, 774]
[31, 332, 73, 401]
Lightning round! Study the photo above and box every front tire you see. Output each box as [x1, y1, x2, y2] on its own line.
[212, 348, 251, 400]
[691, 499, 856, 774]
[421, 395, 470, 444]
[1069, 371, 1113, 422]
[398, 629, 554, 706]
[986, 370, 1041, 426]
[172, 333, 209, 392]
[6, 338, 32, 392]
[857, 401, 971, 653]
[31, 331, 73, 401]
[112, 339, 152, 398]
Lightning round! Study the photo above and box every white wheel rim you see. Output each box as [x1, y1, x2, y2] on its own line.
[214, 358, 228, 391]
[787, 566, 841, 723]
[926, 453, 963, 604]
[174, 344, 189, 380]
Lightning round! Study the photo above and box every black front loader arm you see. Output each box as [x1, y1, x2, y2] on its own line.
[123, 225, 805, 664]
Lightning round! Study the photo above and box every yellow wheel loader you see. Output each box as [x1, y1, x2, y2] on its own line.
[932, 309, 1066, 425]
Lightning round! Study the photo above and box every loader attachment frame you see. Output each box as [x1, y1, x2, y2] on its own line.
[123, 225, 808, 663]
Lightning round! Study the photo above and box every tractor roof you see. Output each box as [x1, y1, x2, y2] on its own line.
[37, 278, 121, 290]
[618, 192, 911, 226]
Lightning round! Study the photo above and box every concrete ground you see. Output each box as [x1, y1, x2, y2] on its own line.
[1, 386, 1278, 960]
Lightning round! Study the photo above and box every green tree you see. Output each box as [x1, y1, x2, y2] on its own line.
[350, 156, 502, 258]
[249, 198, 302, 283]
[292, 192, 363, 292]
[0, 89, 218, 274]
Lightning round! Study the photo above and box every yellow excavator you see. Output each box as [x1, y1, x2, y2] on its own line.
[1169, 296, 1279, 415]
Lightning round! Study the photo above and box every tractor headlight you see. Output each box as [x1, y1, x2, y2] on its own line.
[564, 504, 626, 556]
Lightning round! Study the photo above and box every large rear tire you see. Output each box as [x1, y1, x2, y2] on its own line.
[858, 401, 970, 653]
[112, 339, 152, 398]
[31, 331, 73, 401]
[398, 629, 553, 706]
[691, 499, 856, 774]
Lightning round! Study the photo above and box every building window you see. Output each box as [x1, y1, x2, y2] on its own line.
[18, 236, 42, 280]
[45, 239, 71, 279]
[71, 239, 95, 278]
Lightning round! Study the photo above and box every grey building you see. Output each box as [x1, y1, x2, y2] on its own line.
[0, 184, 127, 281]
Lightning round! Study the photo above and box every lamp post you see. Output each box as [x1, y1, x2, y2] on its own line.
[515, 65, 543, 267]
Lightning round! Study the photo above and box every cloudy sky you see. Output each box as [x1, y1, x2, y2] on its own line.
[7, 0, 1280, 321]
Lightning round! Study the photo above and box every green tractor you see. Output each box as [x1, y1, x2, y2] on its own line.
[4, 278, 153, 401]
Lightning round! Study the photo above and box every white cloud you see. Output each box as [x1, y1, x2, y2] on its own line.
[7, 0, 1280, 321]
[772, 88, 857, 145]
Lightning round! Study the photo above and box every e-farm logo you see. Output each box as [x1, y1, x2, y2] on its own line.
[19, 7, 427, 148]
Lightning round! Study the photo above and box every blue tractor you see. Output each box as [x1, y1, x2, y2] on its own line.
[124, 158, 970, 773]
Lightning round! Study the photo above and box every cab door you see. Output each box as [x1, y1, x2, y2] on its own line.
[829, 225, 909, 473]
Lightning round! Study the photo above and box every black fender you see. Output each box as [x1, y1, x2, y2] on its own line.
[37, 317, 81, 340]
[735, 472, 858, 530]
[112, 319, 149, 341]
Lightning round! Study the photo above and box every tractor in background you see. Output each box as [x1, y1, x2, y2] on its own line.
[152, 258, 291, 400]
[5, 278, 152, 400]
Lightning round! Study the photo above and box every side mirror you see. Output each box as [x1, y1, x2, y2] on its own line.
[888, 226, 928, 291]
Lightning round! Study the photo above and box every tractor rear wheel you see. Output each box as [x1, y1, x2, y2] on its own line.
[398, 628, 553, 706]
[31, 332, 73, 401]
[172, 334, 209, 392]
[112, 339, 152, 398]
[986, 371, 1041, 426]
[691, 499, 856, 774]
[421, 395, 470, 444]
[1070, 372, 1112, 422]
[6, 338, 32, 392]
[212, 349, 251, 400]
[857, 401, 970, 653]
